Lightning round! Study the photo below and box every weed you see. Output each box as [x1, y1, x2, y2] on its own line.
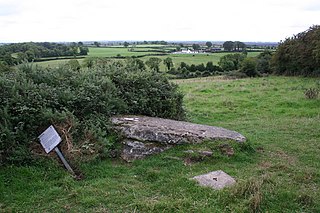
[305, 88, 319, 99]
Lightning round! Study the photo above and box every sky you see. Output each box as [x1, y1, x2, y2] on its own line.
[0, 0, 319, 43]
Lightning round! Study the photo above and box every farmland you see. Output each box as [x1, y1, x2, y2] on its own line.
[35, 46, 261, 69]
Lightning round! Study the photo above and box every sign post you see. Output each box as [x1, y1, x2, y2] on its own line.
[38, 125, 75, 175]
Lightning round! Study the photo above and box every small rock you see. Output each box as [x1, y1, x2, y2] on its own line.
[183, 150, 195, 154]
[192, 170, 236, 190]
[198, 150, 213, 157]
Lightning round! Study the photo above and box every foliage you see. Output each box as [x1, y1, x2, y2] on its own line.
[93, 41, 100, 47]
[256, 50, 273, 74]
[271, 25, 320, 77]
[206, 41, 213, 48]
[163, 57, 173, 71]
[146, 57, 162, 72]
[223, 41, 246, 52]
[170, 61, 223, 79]
[192, 44, 200, 50]
[67, 59, 81, 71]
[240, 57, 259, 77]
[0, 60, 185, 165]
[123, 41, 129, 48]
[0, 42, 89, 64]
[218, 53, 247, 71]
[0, 61, 13, 72]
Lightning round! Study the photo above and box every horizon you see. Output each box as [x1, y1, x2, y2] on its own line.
[0, 40, 280, 44]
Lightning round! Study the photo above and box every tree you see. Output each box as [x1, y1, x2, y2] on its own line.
[146, 57, 162, 72]
[70, 42, 79, 57]
[234, 41, 246, 51]
[163, 57, 173, 71]
[206, 62, 215, 72]
[67, 59, 81, 71]
[83, 57, 95, 68]
[271, 25, 320, 76]
[0, 61, 13, 72]
[218, 53, 246, 71]
[223, 41, 234, 51]
[79, 46, 89, 55]
[195, 63, 206, 72]
[256, 50, 272, 74]
[124, 41, 129, 48]
[192, 44, 200, 50]
[126, 58, 146, 70]
[240, 57, 258, 77]
[206, 41, 213, 48]
[93, 41, 100, 47]
[179, 62, 189, 70]
[17, 52, 27, 63]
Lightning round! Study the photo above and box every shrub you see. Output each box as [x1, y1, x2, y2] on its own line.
[218, 53, 246, 71]
[240, 57, 259, 77]
[0, 60, 185, 165]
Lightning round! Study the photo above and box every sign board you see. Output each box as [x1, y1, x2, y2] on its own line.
[38, 125, 61, 153]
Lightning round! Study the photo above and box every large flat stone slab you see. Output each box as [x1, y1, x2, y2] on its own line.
[112, 115, 246, 144]
[112, 115, 246, 161]
[192, 170, 236, 190]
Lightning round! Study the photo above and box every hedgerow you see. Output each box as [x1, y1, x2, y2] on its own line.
[0, 60, 185, 165]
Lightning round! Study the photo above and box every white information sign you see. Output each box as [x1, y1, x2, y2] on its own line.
[38, 125, 61, 153]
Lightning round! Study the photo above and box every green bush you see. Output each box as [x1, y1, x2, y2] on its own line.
[0, 60, 185, 165]
[240, 57, 259, 77]
[272, 25, 320, 77]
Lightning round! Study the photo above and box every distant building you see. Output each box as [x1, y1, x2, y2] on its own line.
[173, 49, 199, 54]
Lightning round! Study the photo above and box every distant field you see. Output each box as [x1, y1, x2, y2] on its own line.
[35, 46, 261, 69]
[35, 59, 85, 68]
[88, 47, 161, 57]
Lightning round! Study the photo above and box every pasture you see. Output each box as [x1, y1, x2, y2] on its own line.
[34, 45, 261, 70]
[1, 76, 319, 212]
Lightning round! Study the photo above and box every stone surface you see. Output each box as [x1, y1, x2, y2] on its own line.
[112, 115, 246, 144]
[121, 140, 170, 162]
[192, 170, 236, 190]
[112, 115, 246, 161]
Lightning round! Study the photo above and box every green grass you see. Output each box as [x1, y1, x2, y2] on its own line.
[34, 59, 85, 68]
[1, 76, 319, 212]
[34, 45, 261, 69]
[88, 47, 162, 57]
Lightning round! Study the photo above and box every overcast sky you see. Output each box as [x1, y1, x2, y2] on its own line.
[0, 0, 319, 43]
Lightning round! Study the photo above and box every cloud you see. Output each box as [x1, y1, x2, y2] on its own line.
[304, 1, 320, 11]
[0, 3, 20, 16]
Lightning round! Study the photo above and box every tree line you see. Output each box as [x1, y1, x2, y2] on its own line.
[0, 42, 89, 65]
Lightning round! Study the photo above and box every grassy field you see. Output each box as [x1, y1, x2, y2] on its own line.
[143, 52, 260, 70]
[1, 76, 319, 212]
[88, 47, 163, 57]
[34, 46, 261, 69]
